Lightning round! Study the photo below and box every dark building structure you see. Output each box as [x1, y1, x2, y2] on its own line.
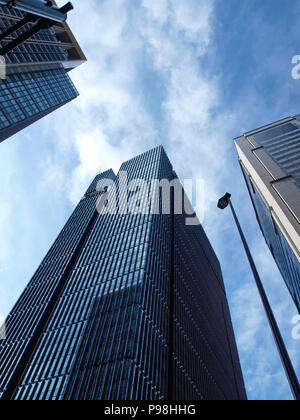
[235, 116, 300, 313]
[0, 146, 246, 400]
[0, 0, 86, 143]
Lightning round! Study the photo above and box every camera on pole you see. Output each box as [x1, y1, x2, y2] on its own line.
[0, 0, 74, 56]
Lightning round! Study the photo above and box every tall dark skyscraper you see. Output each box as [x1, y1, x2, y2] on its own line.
[235, 116, 300, 313]
[0, 1, 86, 143]
[0, 146, 246, 400]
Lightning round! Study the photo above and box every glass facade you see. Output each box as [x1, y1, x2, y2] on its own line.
[0, 147, 246, 400]
[242, 120, 300, 312]
[0, 68, 78, 131]
[0, 4, 80, 142]
[242, 166, 300, 313]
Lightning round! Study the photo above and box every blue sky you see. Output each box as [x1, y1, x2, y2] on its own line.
[0, 0, 299, 400]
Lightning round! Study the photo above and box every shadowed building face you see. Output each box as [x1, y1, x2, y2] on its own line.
[235, 115, 300, 313]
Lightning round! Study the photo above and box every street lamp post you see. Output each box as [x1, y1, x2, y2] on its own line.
[218, 193, 300, 401]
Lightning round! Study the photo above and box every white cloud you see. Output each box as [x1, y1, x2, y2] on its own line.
[141, 0, 170, 26]
[52, 0, 161, 203]
[170, 0, 214, 47]
[231, 282, 264, 352]
[0, 202, 13, 262]
[67, 128, 123, 203]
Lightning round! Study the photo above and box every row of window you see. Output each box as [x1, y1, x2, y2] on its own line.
[251, 122, 300, 184]
[0, 67, 78, 130]
[253, 122, 299, 144]
[0, 11, 68, 64]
